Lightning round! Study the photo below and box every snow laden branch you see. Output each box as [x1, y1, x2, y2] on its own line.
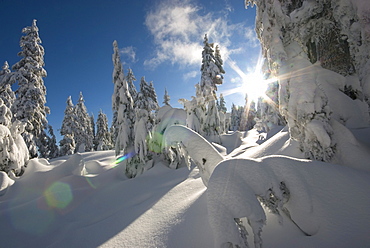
[163, 125, 223, 186]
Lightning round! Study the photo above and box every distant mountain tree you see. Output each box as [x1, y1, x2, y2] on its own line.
[46, 125, 59, 158]
[126, 68, 138, 104]
[239, 94, 256, 131]
[200, 34, 223, 100]
[60, 96, 76, 156]
[200, 34, 225, 142]
[163, 88, 170, 106]
[11, 19, 50, 158]
[0, 61, 15, 109]
[217, 93, 227, 114]
[112, 40, 135, 156]
[95, 110, 112, 151]
[74, 92, 93, 152]
[136, 77, 159, 128]
[90, 114, 96, 150]
[0, 98, 12, 127]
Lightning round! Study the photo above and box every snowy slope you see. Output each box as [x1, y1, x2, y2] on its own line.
[0, 127, 369, 247]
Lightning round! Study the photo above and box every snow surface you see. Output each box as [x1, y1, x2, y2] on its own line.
[0, 126, 370, 247]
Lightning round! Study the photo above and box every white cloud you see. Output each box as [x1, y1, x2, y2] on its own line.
[244, 26, 260, 48]
[144, 0, 249, 69]
[183, 70, 198, 81]
[120, 46, 137, 64]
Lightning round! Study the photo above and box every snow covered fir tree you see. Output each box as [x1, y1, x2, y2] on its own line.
[11, 19, 51, 159]
[0, 1, 370, 248]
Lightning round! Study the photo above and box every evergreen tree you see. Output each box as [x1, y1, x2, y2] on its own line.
[90, 114, 96, 151]
[95, 110, 112, 151]
[218, 93, 227, 113]
[11, 19, 49, 158]
[126, 68, 138, 104]
[0, 98, 12, 127]
[163, 88, 170, 106]
[136, 77, 159, 127]
[199, 35, 225, 141]
[60, 96, 76, 156]
[112, 40, 135, 156]
[231, 103, 240, 131]
[47, 125, 59, 158]
[74, 92, 93, 152]
[0, 61, 16, 109]
[239, 94, 256, 131]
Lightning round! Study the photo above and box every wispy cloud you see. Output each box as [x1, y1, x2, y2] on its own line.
[144, 0, 253, 69]
[120, 46, 137, 64]
[183, 70, 198, 81]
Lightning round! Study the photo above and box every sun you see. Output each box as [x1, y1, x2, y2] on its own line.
[240, 72, 269, 103]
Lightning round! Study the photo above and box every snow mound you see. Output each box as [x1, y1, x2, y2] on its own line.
[0, 171, 14, 196]
[207, 155, 370, 248]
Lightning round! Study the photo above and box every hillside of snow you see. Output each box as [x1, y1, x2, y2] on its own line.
[0, 126, 369, 248]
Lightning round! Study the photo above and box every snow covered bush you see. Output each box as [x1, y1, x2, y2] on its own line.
[0, 121, 29, 175]
[149, 105, 188, 169]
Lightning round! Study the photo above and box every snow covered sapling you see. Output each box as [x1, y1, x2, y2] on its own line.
[60, 96, 76, 156]
[74, 92, 94, 152]
[163, 88, 170, 106]
[95, 110, 112, 151]
[0, 61, 16, 109]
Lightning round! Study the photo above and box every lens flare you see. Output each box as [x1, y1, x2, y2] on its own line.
[44, 182, 73, 209]
[113, 152, 135, 165]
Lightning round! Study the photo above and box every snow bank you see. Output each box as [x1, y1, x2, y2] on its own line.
[207, 155, 370, 248]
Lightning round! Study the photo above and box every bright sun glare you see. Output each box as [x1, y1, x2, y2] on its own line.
[224, 53, 274, 104]
[239, 72, 269, 103]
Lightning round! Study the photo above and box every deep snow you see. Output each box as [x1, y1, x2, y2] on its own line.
[0, 126, 370, 247]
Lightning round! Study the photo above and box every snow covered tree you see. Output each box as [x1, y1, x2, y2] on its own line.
[245, 0, 370, 161]
[60, 96, 76, 156]
[136, 77, 159, 127]
[230, 103, 241, 131]
[239, 94, 256, 131]
[46, 125, 59, 158]
[0, 120, 29, 176]
[95, 110, 112, 151]
[199, 35, 225, 142]
[163, 88, 170, 106]
[0, 99, 12, 127]
[90, 114, 96, 151]
[125, 77, 159, 176]
[217, 93, 227, 113]
[0, 61, 16, 109]
[200, 34, 224, 101]
[11, 19, 50, 158]
[126, 68, 138, 104]
[74, 92, 93, 152]
[112, 40, 135, 156]
[38, 124, 59, 159]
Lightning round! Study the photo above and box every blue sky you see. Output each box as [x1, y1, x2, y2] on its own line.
[0, 0, 259, 140]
